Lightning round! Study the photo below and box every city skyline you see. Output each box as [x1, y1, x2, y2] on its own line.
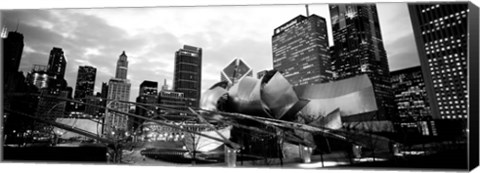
[1, 2, 477, 169]
[1, 3, 420, 102]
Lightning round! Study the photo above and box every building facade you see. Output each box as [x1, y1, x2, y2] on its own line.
[26, 65, 49, 89]
[104, 52, 132, 136]
[84, 95, 105, 119]
[329, 4, 396, 121]
[134, 80, 159, 130]
[101, 82, 109, 99]
[220, 58, 253, 85]
[158, 90, 186, 115]
[173, 45, 202, 108]
[74, 65, 97, 99]
[3, 31, 24, 82]
[115, 51, 128, 79]
[391, 66, 431, 120]
[47, 47, 67, 80]
[409, 3, 470, 119]
[139, 80, 158, 96]
[272, 14, 332, 87]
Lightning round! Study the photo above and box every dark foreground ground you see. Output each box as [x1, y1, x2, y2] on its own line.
[338, 148, 468, 171]
[3, 145, 108, 163]
[2, 145, 468, 171]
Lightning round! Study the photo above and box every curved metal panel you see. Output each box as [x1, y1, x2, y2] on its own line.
[200, 87, 228, 112]
[227, 77, 271, 117]
[296, 74, 378, 120]
[261, 72, 300, 119]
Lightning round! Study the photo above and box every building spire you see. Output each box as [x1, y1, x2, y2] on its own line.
[305, 4, 310, 16]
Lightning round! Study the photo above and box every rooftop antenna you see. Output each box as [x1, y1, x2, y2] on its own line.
[305, 4, 310, 16]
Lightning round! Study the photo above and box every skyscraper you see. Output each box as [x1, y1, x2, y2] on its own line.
[104, 51, 132, 135]
[220, 58, 253, 85]
[47, 47, 67, 80]
[408, 3, 472, 120]
[272, 14, 332, 87]
[329, 4, 396, 121]
[3, 30, 25, 94]
[74, 65, 97, 99]
[3, 31, 24, 75]
[45, 47, 68, 95]
[173, 45, 202, 108]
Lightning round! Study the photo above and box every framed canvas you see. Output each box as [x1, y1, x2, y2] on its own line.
[1, 0, 478, 172]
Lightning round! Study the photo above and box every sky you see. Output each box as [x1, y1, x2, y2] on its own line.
[1, 2, 421, 102]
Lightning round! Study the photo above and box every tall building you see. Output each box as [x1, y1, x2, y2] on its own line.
[391, 66, 431, 120]
[329, 4, 396, 121]
[220, 58, 253, 85]
[74, 65, 97, 99]
[272, 14, 332, 87]
[45, 47, 68, 96]
[134, 80, 158, 130]
[116, 51, 128, 79]
[2, 30, 37, 142]
[104, 51, 132, 136]
[173, 45, 202, 108]
[33, 48, 70, 131]
[47, 47, 67, 80]
[3, 30, 25, 93]
[3, 30, 24, 75]
[408, 3, 471, 120]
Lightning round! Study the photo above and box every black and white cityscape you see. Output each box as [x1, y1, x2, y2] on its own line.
[1, 2, 479, 170]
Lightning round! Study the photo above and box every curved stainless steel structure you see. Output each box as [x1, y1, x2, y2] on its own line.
[295, 74, 378, 125]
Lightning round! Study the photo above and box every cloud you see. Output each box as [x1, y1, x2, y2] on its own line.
[2, 3, 420, 102]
